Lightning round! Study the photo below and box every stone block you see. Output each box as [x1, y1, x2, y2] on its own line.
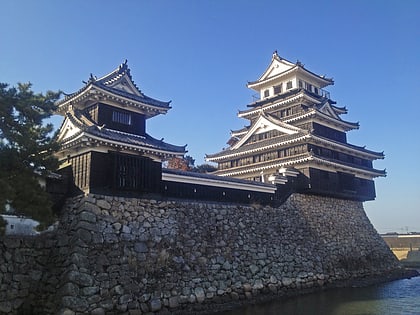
[67, 271, 93, 287]
[140, 302, 149, 312]
[0, 301, 12, 313]
[74, 221, 98, 232]
[268, 283, 277, 293]
[82, 202, 100, 215]
[79, 211, 97, 223]
[3, 238, 21, 249]
[112, 222, 122, 231]
[70, 252, 88, 267]
[57, 308, 75, 315]
[61, 296, 88, 312]
[111, 284, 124, 295]
[134, 242, 148, 253]
[59, 282, 80, 296]
[92, 233, 104, 244]
[97, 199, 111, 210]
[253, 279, 264, 290]
[231, 291, 240, 300]
[103, 233, 118, 243]
[122, 225, 131, 233]
[119, 294, 132, 304]
[150, 298, 162, 312]
[81, 286, 99, 296]
[91, 307, 105, 315]
[87, 294, 101, 304]
[168, 296, 179, 308]
[249, 264, 259, 275]
[99, 299, 114, 310]
[282, 277, 293, 286]
[194, 287, 205, 303]
[243, 283, 252, 292]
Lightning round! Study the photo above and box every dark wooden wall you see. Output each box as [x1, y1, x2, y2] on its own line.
[307, 168, 376, 201]
[86, 103, 146, 136]
[161, 180, 275, 205]
[64, 151, 375, 204]
[312, 122, 347, 143]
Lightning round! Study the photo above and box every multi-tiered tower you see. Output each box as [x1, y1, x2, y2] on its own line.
[55, 61, 186, 193]
[206, 52, 385, 201]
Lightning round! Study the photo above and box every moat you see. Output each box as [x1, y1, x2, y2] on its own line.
[218, 271, 420, 315]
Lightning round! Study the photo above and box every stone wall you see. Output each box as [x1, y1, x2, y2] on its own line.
[0, 234, 66, 313]
[0, 193, 400, 314]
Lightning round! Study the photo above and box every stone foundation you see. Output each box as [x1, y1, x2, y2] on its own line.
[0, 193, 401, 314]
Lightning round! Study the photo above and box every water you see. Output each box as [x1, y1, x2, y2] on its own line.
[219, 273, 420, 315]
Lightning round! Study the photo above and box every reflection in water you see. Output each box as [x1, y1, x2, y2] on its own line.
[218, 274, 420, 315]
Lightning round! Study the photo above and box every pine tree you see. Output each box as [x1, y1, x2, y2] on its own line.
[0, 83, 61, 230]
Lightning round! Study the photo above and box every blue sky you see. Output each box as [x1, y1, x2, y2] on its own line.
[1, 0, 419, 233]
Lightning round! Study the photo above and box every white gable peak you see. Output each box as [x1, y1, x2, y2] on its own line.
[258, 52, 296, 82]
[56, 117, 82, 143]
[319, 102, 340, 120]
[232, 114, 300, 150]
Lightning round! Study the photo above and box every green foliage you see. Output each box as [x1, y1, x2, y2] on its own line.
[0, 83, 61, 228]
[192, 163, 217, 173]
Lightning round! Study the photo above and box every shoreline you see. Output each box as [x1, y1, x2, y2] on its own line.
[176, 268, 419, 315]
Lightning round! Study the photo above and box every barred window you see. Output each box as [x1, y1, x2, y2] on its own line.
[112, 110, 132, 125]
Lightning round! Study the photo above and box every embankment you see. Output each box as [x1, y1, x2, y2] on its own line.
[0, 193, 404, 314]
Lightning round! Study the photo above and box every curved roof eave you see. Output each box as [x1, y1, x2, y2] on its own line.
[247, 64, 333, 90]
[55, 61, 171, 112]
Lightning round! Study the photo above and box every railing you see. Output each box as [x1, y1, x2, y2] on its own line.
[318, 88, 330, 99]
[251, 87, 330, 103]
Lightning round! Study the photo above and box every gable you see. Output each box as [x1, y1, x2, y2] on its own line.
[259, 58, 295, 82]
[104, 73, 143, 97]
[232, 114, 300, 150]
[319, 102, 340, 120]
[56, 117, 83, 143]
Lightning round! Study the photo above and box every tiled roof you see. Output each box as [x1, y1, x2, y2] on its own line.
[162, 168, 275, 188]
[56, 61, 170, 109]
[310, 134, 384, 159]
[94, 83, 170, 109]
[246, 88, 303, 109]
[86, 126, 186, 153]
[206, 132, 308, 160]
[247, 56, 333, 87]
[311, 153, 386, 176]
[61, 111, 186, 155]
[211, 153, 313, 176]
[211, 151, 385, 178]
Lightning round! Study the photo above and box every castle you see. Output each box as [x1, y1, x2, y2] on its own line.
[0, 53, 404, 315]
[54, 53, 385, 204]
[206, 51, 385, 201]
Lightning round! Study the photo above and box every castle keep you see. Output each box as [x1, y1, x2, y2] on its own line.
[55, 61, 186, 194]
[207, 52, 385, 201]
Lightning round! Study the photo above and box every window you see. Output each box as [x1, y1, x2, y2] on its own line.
[314, 87, 319, 95]
[264, 89, 270, 98]
[286, 81, 293, 89]
[305, 83, 312, 92]
[273, 84, 282, 94]
[112, 110, 132, 125]
[298, 80, 303, 88]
